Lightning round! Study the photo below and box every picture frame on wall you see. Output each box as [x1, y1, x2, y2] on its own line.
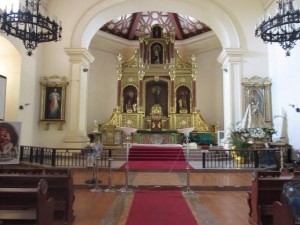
[0, 75, 7, 121]
[39, 76, 68, 130]
[242, 76, 272, 127]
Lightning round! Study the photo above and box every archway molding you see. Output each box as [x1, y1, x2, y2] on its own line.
[71, 0, 241, 50]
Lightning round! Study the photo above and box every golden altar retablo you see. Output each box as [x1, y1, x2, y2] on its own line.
[101, 24, 214, 134]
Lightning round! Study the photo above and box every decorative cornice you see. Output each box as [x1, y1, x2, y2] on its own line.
[217, 48, 246, 67]
[64, 48, 95, 69]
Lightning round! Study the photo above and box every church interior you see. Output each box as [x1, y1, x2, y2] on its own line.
[1, 0, 300, 224]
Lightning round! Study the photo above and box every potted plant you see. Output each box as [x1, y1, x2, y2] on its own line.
[230, 130, 252, 163]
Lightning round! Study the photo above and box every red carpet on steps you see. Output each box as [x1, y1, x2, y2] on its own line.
[125, 190, 198, 225]
[128, 144, 185, 161]
[120, 144, 192, 170]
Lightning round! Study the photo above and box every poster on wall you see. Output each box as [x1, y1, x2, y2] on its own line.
[0, 75, 7, 121]
[0, 122, 21, 164]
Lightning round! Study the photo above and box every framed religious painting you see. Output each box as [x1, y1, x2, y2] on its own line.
[242, 76, 272, 128]
[39, 76, 68, 130]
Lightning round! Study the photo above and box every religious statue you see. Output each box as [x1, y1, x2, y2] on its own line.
[178, 98, 183, 109]
[239, 101, 266, 129]
[152, 86, 161, 104]
[125, 91, 135, 112]
[151, 44, 162, 64]
[132, 103, 137, 113]
[93, 120, 99, 132]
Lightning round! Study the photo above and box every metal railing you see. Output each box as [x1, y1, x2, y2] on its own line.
[19, 145, 281, 170]
[20, 146, 109, 168]
[190, 148, 281, 169]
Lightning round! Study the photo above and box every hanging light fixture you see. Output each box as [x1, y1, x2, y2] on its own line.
[255, 0, 300, 56]
[0, 0, 62, 56]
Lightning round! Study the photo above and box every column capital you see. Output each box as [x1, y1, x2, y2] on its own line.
[65, 48, 95, 70]
[217, 48, 246, 68]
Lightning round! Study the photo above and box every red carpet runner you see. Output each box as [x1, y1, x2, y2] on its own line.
[125, 190, 198, 225]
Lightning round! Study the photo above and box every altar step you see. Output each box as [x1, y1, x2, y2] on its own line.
[128, 146, 185, 161]
[110, 146, 230, 162]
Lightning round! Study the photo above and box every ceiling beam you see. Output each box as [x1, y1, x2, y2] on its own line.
[167, 13, 184, 40]
[128, 13, 143, 40]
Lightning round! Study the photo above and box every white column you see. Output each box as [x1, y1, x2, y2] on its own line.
[64, 48, 95, 147]
[218, 48, 245, 131]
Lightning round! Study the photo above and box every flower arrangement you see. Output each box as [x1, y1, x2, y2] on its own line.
[249, 128, 266, 138]
[225, 122, 277, 160]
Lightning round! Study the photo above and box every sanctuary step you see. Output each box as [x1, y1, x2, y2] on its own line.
[129, 144, 185, 161]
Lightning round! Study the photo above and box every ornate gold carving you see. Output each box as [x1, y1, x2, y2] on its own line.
[101, 25, 213, 136]
[121, 114, 138, 128]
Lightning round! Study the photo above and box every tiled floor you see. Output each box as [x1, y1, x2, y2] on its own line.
[63, 168, 253, 225]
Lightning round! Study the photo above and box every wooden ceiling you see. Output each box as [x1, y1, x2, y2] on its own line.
[100, 11, 211, 40]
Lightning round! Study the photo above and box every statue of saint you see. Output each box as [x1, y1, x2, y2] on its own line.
[240, 101, 266, 129]
[152, 86, 161, 104]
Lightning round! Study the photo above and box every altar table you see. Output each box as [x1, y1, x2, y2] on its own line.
[135, 130, 178, 144]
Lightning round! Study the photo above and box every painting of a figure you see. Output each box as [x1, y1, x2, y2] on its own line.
[249, 89, 263, 114]
[40, 76, 67, 123]
[45, 87, 62, 119]
[0, 122, 21, 164]
[240, 88, 266, 129]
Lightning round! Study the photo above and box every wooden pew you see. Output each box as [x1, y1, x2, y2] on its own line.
[0, 179, 55, 225]
[273, 174, 300, 225]
[273, 201, 296, 225]
[0, 167, 44, 174]
[0, 168, 74, 224]
[248, 171, 294, 225]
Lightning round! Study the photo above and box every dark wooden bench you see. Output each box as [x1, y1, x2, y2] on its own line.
[272, 176, 300, 225]
[0, 179, 55, 225]
[0, 168, 74, 224]
[248, 171, 294, 225]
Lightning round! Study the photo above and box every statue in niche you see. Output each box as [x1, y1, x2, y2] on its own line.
[125, 91, 135, 112]
[177, 90, 188, 112]
[132, 103, 137, 113]
[152, 26, 162, 38]
[151, 44, 162, 64]
[178, 98, 183, 109]
[152, 86, 161, 104]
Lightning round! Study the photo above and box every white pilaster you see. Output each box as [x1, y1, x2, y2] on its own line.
[64, 48, 95, 147]
[218, 48, 246, 130]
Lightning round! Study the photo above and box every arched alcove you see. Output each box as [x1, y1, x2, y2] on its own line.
[0, 36, 22, 121]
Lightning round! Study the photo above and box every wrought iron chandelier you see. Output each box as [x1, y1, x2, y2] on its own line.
[0, 0, 62, 56]
[255, 0, 300, 56]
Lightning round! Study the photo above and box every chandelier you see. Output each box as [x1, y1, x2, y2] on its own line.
[255, 0, 300, 56]
[0, 0, 62, 56]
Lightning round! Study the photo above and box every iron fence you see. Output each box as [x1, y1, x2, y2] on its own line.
[19, 146, 281, 170]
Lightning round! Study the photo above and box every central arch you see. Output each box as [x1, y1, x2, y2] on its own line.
[71, 0, 241, 49]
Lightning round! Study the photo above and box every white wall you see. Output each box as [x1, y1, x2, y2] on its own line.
[196, 48, 223, 128]
[265, 0, 300, 153]
[269, 43, 300, 149]
[87, 47, 118, 132]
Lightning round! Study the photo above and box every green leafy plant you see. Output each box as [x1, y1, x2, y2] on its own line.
[231, 131, 251, 157]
